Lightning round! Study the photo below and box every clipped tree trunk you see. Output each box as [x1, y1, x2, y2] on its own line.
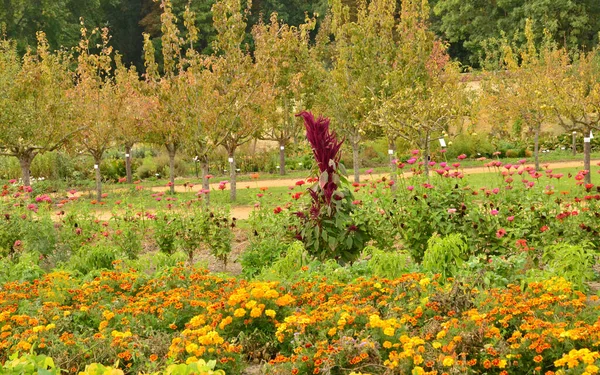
[18, 150, 36, 187]
[94, 157, 102, 202]
[423, 131, 431, 182]
[352, 138, 360, 183]
[572, 131, 577, 155]
[229, 149, 237, 202]
[388, 139, 397, 188]
[167, 143, 176, 194]
[584, 130, 592, 184]
[534, 126, 541, 171]
[125, 144, 133, 184]
[201, 154, 210, 205]
[279, 141, 286, 175]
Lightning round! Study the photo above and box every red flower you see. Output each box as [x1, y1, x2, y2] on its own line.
[273, 206, 282, 214]
[540, 225, 549, 232]
[496, 228, 507, 238]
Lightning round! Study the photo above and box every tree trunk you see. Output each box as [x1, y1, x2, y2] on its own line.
[279, 142, 286, 175]
[229, 150, 237, 202]
[572, 131, 577, 156]
[584, 131, 592, 184]
[94, 157, 102, 202]
[201, 154, 210, 205]
[18, 151, 35, 187]
[389, 139, 397, 188]
[167, 144, 176, 195]
[352, 139, 360, 183]
[423, 132, 431, 183]
[534, 126, 540, 171]
[125, 144, 133, 184]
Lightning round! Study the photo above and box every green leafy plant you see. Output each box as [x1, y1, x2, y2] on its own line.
[0, 353, 60, 375]
[422, 233, 468, 280]
[542, 242, 595, 290]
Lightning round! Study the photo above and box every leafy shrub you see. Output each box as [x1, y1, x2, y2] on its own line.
[364, 246, 412, 279]
[0, 252, 45, 283]
[422, 233, 468, 279]
[0, 353, 60, 375]
[153, 212, 181, 255]
[22, 214, 57, 257]
[259, 241, 310, 279]
[447, 133, 495, 158]
[69, 241, 119, 275]
[542, 242, 595, 290]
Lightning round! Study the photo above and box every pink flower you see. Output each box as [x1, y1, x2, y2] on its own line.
[496, 228, 507, 238]
[13, 240, 22, 248]
[9, 179, 17, 184]
[507, 216, 514, 222]
[205, 174, 214, 179]
[366, 169, 373, 174]
[519, 159, 527, 164]
[492, 188, 499, 194]
[440, 149, 447, 153]
[407, 158, 417, 165]
[440, 162, 447, 168]
[407, 185, 414, 191]
[490, 209, 499, 215]
[428, 161, 436, 166]
[448, 208, 457, 214]
[411, 149, 420, 155]
[452, 163, 461, 168]
[457, 154, 467, 160]
[257, 193, 264, 198]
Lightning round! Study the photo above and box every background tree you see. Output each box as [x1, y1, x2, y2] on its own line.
[112, 56, 155, 184]
[142, 0, 195, 195]
[552, 48, 600, 184]
[200, 0, 274, 202]
[481, 20, 561, 171]
[253, 13, 316, 175]
[0, 33, 74, 186]
[70, 26, 116, 201]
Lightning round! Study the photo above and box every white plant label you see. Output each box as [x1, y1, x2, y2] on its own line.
[584, 137, 591, 143]
[280, 146, 285, 150]
[228, 157, 234, 163]
[388, 149, 394, 155]
[125, 153, 130, 158]
[590, 131, 594, 139]
[439, 138, 447, 147]
[94, 164, 99, 169]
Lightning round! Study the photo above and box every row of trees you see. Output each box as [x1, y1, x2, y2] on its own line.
[4, 0, 600, 69]
[1, 0, 600, 201]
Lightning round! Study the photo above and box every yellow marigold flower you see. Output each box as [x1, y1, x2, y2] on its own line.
[383, 341, 392, 349]
[276, 294, 295, 306]
[419, 278, 430, 287]
[234, 308, 246, 318]
[264, 289, 279, 299]
[436, 330, 447, 339]
[432, 342, 442, 349]
[99, 321, 108, 331]
[412, 366, 425, 375]
[103, 310, 115, 321]
[498, 359, 507, 368]
[265, 309, 276, 318]
[586, 365, 599, 374]
[328, 328, 337, 337]
[250, 307, 262, 318]
[413, 354, 423, 365]
[443, 356, 454, 367]
[218, 316, 233, 330]
[383, 327, 395, 336]
[185, 343, 199, 353]
[245, 300, 257, 309]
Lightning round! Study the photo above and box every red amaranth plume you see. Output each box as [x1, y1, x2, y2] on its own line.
[296, 111, 344, 205]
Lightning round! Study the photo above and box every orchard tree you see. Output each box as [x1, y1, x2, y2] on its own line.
[112, 56, 155, 183]
[0, 34, 75, 186]
[70, 26, 117, 201]
[482, 20, 560, 171]
[253, 13, 316, 175]
[142, 0, 198, 194]
[201, 0, 274, 202]
[552, 48, 600, 184]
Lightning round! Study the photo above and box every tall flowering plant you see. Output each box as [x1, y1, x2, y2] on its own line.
[294, 111, 370, 262]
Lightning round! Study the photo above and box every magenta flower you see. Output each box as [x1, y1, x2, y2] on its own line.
[407, 158, 417, 165]
[457, 154, 467, 160]
[507, 216, 515, 222]
[407, 185, 414, 191]
[496, 228, 507, 238]
[296, 111, 343, 205]
[490, 209, 499, 215]
[411, 149, 420, 155]
[448, 208, 457, 214]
